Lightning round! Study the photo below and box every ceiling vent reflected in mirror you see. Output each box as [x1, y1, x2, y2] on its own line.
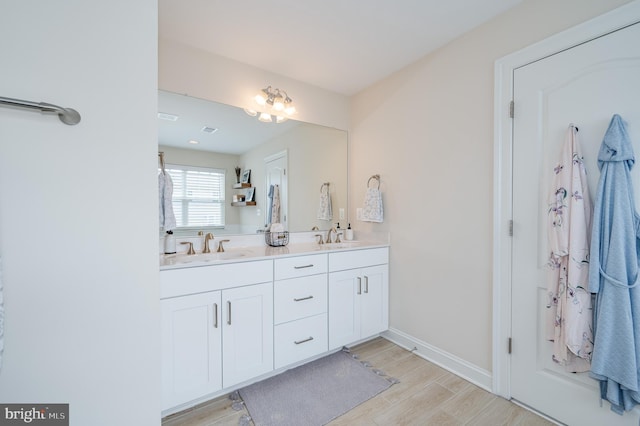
[201, 126, 218, 134]
[244, 85, 296, 124]
[158, 112, 179, 121]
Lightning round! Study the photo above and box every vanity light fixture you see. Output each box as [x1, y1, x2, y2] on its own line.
[244, 85, 296, 123]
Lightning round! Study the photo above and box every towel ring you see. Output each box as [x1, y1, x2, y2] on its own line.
[320, 182, 330, 193]
[367, 174, 380, 189]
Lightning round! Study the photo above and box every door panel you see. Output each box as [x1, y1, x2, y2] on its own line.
[512, 22, 640, 424]
[222, 283, 274, 387]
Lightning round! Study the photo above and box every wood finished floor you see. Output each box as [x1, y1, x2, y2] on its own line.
[162, 337, 554, 426]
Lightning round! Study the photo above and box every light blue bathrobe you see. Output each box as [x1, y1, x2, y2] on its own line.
[589, 114, 640, 414]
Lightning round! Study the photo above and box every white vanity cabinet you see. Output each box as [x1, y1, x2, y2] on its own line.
[160, 245, 390, 415]
[273, 254, 328, 369]
[328, 248, 389, 350]
[160, 260, 273, 411]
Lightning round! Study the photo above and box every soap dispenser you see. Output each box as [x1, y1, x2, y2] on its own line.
[345, 223, 354, 241]
[164, 230, 176, 254]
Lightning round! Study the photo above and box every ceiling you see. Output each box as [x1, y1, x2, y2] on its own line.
[158, 91, 301, 154]
[158, 0, 522, 96]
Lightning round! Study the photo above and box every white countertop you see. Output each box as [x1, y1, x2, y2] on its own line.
[160, 240, 389, 271]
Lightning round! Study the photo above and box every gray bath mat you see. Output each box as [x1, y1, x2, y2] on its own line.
[238, 350, 393, 426]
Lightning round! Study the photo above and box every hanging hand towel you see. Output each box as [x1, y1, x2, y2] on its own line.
[361, 176, 383, 222]
[588, 114, 640, 415]
[545, 124, 593, 373]
[159, 171, 176, 231]
[266, 185, 274, 225]
[270, 184, 281, 224]
[317, 183, 333, 221]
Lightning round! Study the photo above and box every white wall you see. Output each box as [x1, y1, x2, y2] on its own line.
[159, 39, 350, 131]
[0, 1, 159, 425]
[239, 123, 348, 232]
[350, 0, 632, 371]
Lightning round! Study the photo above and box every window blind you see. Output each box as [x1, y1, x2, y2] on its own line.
[163, 164, 225, 228]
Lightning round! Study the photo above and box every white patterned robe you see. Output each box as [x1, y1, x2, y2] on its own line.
[546, 125, 593, 373]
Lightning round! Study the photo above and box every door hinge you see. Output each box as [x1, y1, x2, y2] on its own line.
[509, 100, 514, 118]
[508, 220, 513, 237]
[508, 337, 512, 354]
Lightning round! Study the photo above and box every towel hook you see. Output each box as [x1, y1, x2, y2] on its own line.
[367, 174, 380, 189]
[158, 152, 166, 174]
[319, 182, 330, 193]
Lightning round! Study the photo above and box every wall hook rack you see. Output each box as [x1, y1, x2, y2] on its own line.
[0, 96, 81, 125]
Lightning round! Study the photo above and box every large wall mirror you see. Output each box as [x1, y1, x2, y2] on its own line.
[158, 90, 348, 235]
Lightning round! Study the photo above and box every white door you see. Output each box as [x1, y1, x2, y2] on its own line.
[360, 265, 389, 339]
[222, 282, 274, 387]
[161, 291, 222, 410]
[265, 151, 288, 229]
[512, 22, 640, 424]
[328, 269, 360, 350]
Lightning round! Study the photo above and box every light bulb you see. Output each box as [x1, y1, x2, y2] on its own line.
[244, 108, 257, 117]
[254, 93, 267, 106]
[258, 112, 272, 123]
[273, 94, 285, 111]
[284, 104, 296, 115]
[275, 115, 288, 123]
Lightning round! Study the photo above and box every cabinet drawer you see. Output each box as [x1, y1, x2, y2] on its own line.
[274, 254, 327, 280]
[274, 274, 327, 324]
[328, 247, 389, 272]
[274, 313, 328, 369]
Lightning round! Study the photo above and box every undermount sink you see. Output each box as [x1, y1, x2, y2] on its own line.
[162, 250, 248, 266]
[319, 241, 360, 250]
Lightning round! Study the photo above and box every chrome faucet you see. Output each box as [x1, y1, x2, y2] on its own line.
[204, 233, 214, 253]
[326, 227, 337, 244]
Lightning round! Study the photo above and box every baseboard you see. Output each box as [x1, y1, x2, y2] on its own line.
[381, 327, 493, 392]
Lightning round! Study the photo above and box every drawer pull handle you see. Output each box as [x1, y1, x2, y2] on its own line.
[213, 303, 218, 328]
[227, 301, 231, 325]
[294, 336, 314, 345]
[293, 295, 314, 302]
[294, 264, 314, 269]
[364, 276, 369, 294]
[357, 277, 362, 295]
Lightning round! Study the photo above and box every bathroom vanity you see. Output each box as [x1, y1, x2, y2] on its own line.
[159, 241, 389, 415]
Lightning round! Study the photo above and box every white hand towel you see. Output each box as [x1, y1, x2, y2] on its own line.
[361, 188, 383, 223]
[270, 184, 281, 224]
[270, 223, 285, 233]
[317, 183, 333, 221]
[159, 172, 176, 231]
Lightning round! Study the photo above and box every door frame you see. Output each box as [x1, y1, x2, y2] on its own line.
[492, 1, 640, 399]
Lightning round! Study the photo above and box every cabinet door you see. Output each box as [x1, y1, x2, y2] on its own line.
[360, 264, 389, 339]
[328, 269, 360, 350]
[222, 282, 274, 387]
[161, 291, 222, 410]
